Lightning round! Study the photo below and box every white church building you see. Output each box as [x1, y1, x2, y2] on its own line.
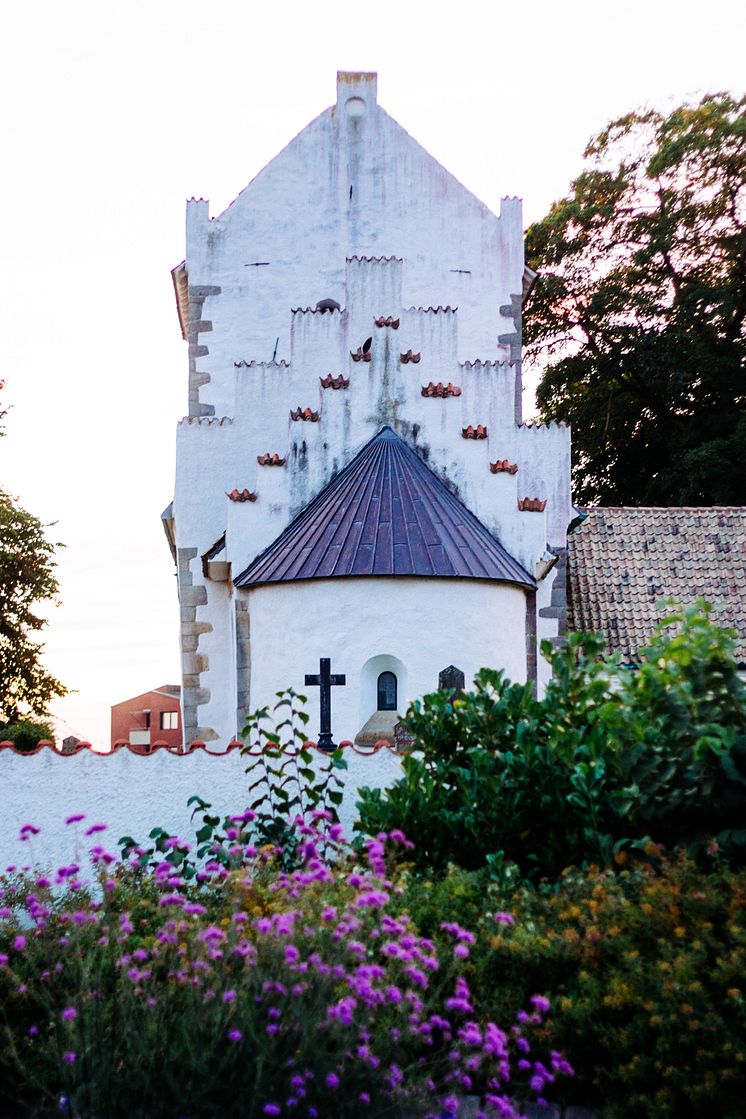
[163, 72, 572, 749]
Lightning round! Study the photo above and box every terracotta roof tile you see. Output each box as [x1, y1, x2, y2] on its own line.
[350, 347, 372, 363]
[257, 453, 286, 466]
[320, 374, 349, 390]
[568, 507, 746, 660]
[290, 407, 320, 422]
[462, 424, 488, 439]
[226, 488, 258, 502]
[400, 350, 421, 364]
[234, 359, 290, 369]
[421, 382, 461, 398]
[518, 497, 546, 512]
[375, 316, 400, 328]
[490, 458, 518, 475]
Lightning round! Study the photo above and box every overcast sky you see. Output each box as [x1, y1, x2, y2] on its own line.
[1, 0, 743, 746]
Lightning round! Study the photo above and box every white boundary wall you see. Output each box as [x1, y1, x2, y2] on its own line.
[0, 746, 403, 872]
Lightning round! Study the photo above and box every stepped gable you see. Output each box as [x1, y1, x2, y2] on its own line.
[235, 427, 534, 589]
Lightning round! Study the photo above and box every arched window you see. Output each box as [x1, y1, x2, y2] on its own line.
[377, 671, 397, 711]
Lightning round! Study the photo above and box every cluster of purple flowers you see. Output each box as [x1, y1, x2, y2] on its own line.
[0, 809, 572, 1118]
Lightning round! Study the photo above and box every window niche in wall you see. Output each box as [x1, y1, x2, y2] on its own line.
[355, 654, 407, 749]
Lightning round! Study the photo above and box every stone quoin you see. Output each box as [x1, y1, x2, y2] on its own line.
[163, 71, 573, 748]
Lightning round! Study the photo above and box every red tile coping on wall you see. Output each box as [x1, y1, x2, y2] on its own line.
[0, 738, 414, 757]
[462, 424, 488, 439]
[320, 374, 349, 390]
[375, 316, 400, 328]
[400, 350, 421, 364]
[421, 382, 461, 398]
[518, 497, 547, 512]
[290, 407, 320, 422]
[490, 458, 519, 475]
[257, 453, 286, 466]
[350, 348, 372, 362]
[226, 488, 258, 502]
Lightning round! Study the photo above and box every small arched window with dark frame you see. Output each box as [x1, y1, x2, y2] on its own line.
[377, 671, 397, 711]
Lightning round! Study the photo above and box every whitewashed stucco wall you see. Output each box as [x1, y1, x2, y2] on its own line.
[0, 746, 403, 873]
[245, 576, 528, 744]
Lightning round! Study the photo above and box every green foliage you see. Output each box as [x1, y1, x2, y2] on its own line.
[0, 490, 67, 723]
[356, 602, 746, 878]
[524, 92, 746, 505]
[0, 718, 55, 752]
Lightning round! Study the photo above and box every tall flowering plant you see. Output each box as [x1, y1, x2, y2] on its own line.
[0, 813, 570, 1119]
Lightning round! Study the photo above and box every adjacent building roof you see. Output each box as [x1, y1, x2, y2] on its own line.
[235, 427, 534, 589]
[568, 507, 746, 661]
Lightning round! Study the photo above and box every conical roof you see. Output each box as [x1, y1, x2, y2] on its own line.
[234, 427, 534, 589]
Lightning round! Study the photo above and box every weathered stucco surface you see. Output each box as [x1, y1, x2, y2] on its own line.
[169, 72, 573, 746]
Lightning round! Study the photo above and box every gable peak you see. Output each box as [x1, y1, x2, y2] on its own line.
[336, 71, 378, 117]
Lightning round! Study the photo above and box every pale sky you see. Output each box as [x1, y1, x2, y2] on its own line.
[1, 0, 743, 745]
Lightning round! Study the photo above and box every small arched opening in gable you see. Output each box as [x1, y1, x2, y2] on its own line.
[356, 654, 407, 749]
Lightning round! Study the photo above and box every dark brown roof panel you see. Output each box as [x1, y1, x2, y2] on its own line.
[235, 427, 534, 590]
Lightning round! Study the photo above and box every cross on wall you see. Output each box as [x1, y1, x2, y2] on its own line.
[304, 657, 346, 752]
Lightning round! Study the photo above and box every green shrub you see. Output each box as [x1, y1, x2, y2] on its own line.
[0, 718, 55, 752]
[356, 603, 746, 879]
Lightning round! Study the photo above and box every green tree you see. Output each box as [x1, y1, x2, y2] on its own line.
[0, 489, 67, 723]
[524, 92, 746, 505]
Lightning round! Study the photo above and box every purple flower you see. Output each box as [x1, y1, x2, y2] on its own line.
[325, 1073, 340, 1090]
[227, 1028, 243, 1042]
[223, 989, 236, 1003]
[494, 912, 515, 926]
[62, 1052, 76, 1065]
[65, 814, 85, 825]
[13, 935, 26, 952]
[530, 994, 550, 1014]
[85, 824, 107, 836]
[0, 954, 8, 966]
[262, 1106, 281, 1116]
[28, 1025, 39, 1036]
[62, 1007, 77, 1021]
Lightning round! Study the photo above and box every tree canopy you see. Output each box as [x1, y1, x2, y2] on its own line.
[524, 92, 746, 506]
[0, 382, 67, 723]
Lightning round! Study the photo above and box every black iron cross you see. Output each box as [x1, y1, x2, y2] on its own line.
[304, 657, 346, 752]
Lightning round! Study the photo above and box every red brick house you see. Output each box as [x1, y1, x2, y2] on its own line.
[110, 685, 182, 751]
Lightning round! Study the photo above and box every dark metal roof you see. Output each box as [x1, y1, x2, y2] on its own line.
[235, 427, 535, 590]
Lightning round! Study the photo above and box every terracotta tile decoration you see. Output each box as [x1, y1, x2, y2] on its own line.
[517, 497, 547, 512]
[567, 507, 746, 661]
[462, 424, 488, 439]
[257, 453, 286, 466]
[290, 407, 320, 422]
[400, 350, 421, 363]
[226, 488, 259, 502]
[490, 458, 518, 474]
[320, 374, 350, 389]
[350, 348, 372, 362]
[375, 316, 400, 328]
[421, 382, 462, 398]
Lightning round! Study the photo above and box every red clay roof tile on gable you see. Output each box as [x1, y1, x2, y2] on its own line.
[257, 453, 286, 466]
[235, 426, 534, 590]
[421, 382, 461, 398]
[462, 424, 488, 439]
[290, 407, 320, 422]
[350, 348, 372, 363]
[400, 350, 421, 364]
[320, 374, 349, 390]
[518, 497, 547, 512]
[226, 488, 258, 502]
[490, 458, 518, 475]
[375, 316, 400, 328]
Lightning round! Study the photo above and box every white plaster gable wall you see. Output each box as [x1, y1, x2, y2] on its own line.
[244, 577, 528, 745]
[0, 747, 403, 874]
[170, 71, 573, 744]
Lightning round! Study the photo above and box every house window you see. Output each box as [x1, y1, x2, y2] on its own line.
[160, 711, 178, 731]
[377, 671, 397, 711]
